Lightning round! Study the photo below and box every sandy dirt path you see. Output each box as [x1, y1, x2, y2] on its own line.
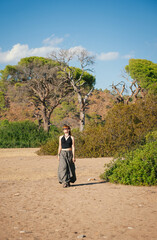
[0, 148, 157, 240]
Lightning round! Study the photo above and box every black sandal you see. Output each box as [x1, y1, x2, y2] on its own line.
[67, 182, 71, 187]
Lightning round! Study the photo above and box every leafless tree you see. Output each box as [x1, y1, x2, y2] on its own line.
[51, 49, 95, 131]
[112, 70, 145, 104]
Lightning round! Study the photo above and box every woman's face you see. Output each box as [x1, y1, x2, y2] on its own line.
[63, 127, 69, 134]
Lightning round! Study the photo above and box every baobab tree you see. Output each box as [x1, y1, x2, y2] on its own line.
[51, 49, 96, 131]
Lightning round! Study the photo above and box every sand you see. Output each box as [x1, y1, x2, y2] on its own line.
[0, 148, 157, 240]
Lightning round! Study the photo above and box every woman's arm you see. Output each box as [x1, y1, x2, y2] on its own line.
[71, 136, 76, 162]
[58, 136, 62, 160]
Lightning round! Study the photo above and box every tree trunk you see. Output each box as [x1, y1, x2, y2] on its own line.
[80, 107, 85, 132]
[77, 92, 85, 132]
[43, 115, 50, 132]
[42, 105, 51, 132]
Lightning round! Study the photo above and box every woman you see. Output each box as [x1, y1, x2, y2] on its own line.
[58, 124, 76, 188]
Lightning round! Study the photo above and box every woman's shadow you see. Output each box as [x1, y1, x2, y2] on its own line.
[71, 181, 107, 187]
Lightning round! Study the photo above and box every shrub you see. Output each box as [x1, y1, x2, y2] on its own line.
[37, 125, 62, 155]
[0, 120, 49, 148]
[75, 122, 106, 157]
[102, 95, 157, 156]
[37, 138, 59, 155]
[100, 140, 157, 186]
[38, 95, 157, 157]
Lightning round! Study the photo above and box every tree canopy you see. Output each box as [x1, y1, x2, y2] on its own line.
[0, 55, 96, 131]
[125, 59, 157, 94]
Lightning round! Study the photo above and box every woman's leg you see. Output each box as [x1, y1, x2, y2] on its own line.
[58, 151, 70, 184]
[67, 151, 76, 183]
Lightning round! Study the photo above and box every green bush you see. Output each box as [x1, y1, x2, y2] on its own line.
[37, 138, 59, 155]
[37, 125, 62, 155]
[75, 122, 106, 157]
[38, 95, 157, 157]
[0, 120, 49, 148]
[100, 140, 157, 186]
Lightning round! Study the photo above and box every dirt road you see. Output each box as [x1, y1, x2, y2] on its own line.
[0, 148, 157, 240]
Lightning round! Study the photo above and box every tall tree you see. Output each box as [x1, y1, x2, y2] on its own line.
[111, 59, 157, 104]
[51, 49, 96, 131]
[1, 57, 72, 132]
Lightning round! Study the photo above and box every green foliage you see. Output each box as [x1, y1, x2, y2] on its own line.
[0, 120, 49, 148]
[38, 138, 59, 155]
[79, 95, 157, 157]
[18, 56, 58, 67]
[37, 125, 62, 155]
[0, 91, 5, 109]
[145, 130, 157, 143]
[100, 139, 157, 186]
[0, 65, 18, 82]
[86, 113, 103, 125]
[70, 67, 96, 89]
[0, 57, 59, 85]
[52, 100, 78, 123]
[72, 128, 85, 156]
[0, 70, 7, 109]
[39, 95, 157, 157]
[76, 123, 105, 157]
[48, 124, 62, 138]
[15, 83, 23, 88]
[102, 95, 157, 155]
[125, 59, 157, 94]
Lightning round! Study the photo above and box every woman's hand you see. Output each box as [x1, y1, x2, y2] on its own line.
[72, 157, 76, 163]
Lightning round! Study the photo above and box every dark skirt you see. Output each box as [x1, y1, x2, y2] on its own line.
[58, 150, 76, 184]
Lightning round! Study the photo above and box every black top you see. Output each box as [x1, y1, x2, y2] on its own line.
[61, 135, 72, 149]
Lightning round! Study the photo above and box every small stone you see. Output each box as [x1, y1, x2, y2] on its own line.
[88, 178, 96, 181]
[13, 227, 18, 229]
[128, 227, 133, 229]
[14, 193, 20, 196]
[77, 235, 86, 238]
[20, 230, 25, 233]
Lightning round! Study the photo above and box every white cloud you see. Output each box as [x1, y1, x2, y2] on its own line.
[43, 34, 64, 46]
[69, 46, 86, 55]
[97, 52, 119, 61]
[0, 34, 132, 65]
[0, 34, 69, 64]
[0, 43, 60, 64]
[122, 54, 134, 59]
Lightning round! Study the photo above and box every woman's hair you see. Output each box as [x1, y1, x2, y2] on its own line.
[63, 124, 71, 135]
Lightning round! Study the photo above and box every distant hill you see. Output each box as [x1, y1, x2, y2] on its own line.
[0, 87, 115, 128]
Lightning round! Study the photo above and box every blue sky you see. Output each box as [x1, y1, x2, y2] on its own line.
[0, 0, 157, 90]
